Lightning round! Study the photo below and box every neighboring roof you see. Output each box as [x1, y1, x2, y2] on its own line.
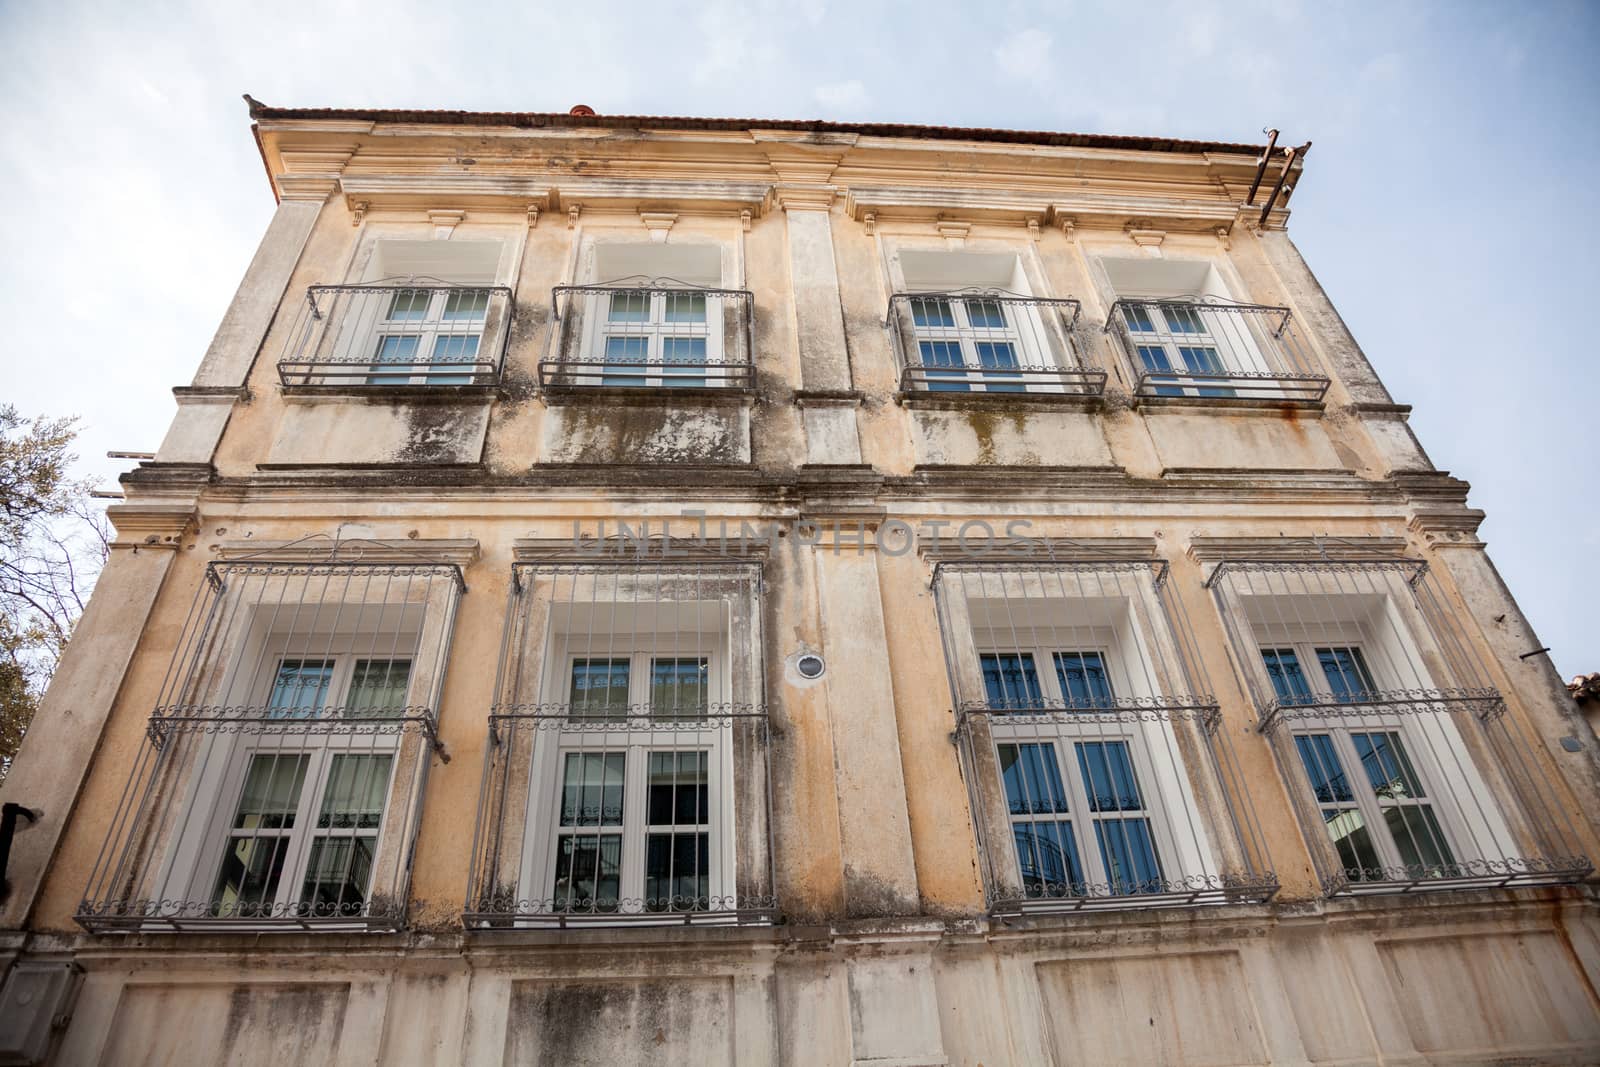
[1572, 673, 1600, 706]
[243, 95, 1286, 158]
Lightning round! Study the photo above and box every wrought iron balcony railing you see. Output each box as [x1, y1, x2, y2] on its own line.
[77, 548, 466, 932]
[1208, 549, 1593, 896]
[887, 290, 1104, 397]
[466, 560, 777, 928]
[541, 280, 755, 391]
[1106, 297, 1329, 402]
[933, 552, 1278, 915]
[276, 281, 513, 388]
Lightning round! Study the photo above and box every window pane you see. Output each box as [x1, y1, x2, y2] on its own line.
[1075, 741, 1144, 812]
[647, 750, 708, 826]
[663, 292, 706, 323]
[317, 754, 393, 830]
[1178, 346, 1235, 397]
[1160, 305, 1204, 333]
[911, 297, 955, 328]
[964, 299, 1007, 329]
[602, 336, 648, 387]
[649, 657, 708, 719]
[267, 659, 335, 718]
[346, 659, 412, 717]
[645, 831, 709, 911]
[1014, 821, 1083, 897]
[976, 342, 1024, 393]
[1094, 818, 1163, 894]
[431, 334, 480, 362]
[552, 834, 621, 911]
[234, 754, 310, 831]
[661, 338, 707, 387]
[568, 658, 630, 718]
[998, 742, 1069, 815]
[1323, 807, 1382, 879]
[212, 835, 292, 917]
[1293, 733, 1355, 803]
[980, 652, 1042, 710]
[1054, 651, 1114, 707]
[560, 752, 626, 826]
[385, 289, 429, 321]
[1351, 731, 1426, 799]
[1384, 805, 1455, 874]
[372, 335, 421, 364]
[442, 289, 489, 321]
[1262, 648, 1314, 706]
[1123, 304, 1155, 332]
[1317, 647, 1377, 702]
[607, 291, 650, 322]
[301, 836, 377, 917]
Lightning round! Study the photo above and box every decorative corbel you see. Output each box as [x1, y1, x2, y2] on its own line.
[1059, 216, 1076, 242]
[740, 209, 752, 232]
[936, 220, 971, 248]
[527, 205, 540, 229]
[1126, 225, 1166, 257]
[862, 211, 877, 236]
[567, 204, 582, 229]
[428, 210, 465, 239]
[350, 200, 369, 228]
[1215, 226, 1231, 251]
[1025, 217, 1041, 242]
[640, 211, 678, 243]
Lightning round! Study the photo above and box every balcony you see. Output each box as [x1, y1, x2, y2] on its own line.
[1207, 549, 1592, 896]
[466, 559, 777, 928]
[932, 551, 1278, 915]
[276, 282, 513, 388]
[541, 281, 755, 392]
[1106, 297, 1329, 403]
[77, 551, 466, 932]
[887, 290, 1104, 397]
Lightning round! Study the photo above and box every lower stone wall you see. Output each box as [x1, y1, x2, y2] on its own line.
[34, 889, 1600, 1066]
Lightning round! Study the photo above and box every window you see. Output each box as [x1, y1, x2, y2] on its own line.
[77, 556, 465, 932]
[934, 558, 1278, 912]
[1123, 304, 1235, 398]
[1207, 552, 1591, 895]
[596, 289, 714, 387]
[909, 296, 1025, 393]
[367, 286, 491, 386]
[1259, 643, 1457, 882]
[468, 561, 776, 927]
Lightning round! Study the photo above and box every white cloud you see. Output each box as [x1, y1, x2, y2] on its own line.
[813, 79, 867, 112]
[993, 28, 1054, 92]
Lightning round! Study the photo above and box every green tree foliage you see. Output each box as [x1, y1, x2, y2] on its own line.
[0, 406, 108, 780]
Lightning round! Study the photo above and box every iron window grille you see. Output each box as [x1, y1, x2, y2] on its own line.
[467, 559, 776, 928]
[886, 289, 1103, 397]
[541, 278, 755, 391]
[933, 552, 1278, 916]
[1207, 548, 1592, 896]
[76, 547, 465, 932]
[276, 279, 513, 387]
[1105, 297, 1329, 403]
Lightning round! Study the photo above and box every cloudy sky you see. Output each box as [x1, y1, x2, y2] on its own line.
[0, 0, 1594, 674]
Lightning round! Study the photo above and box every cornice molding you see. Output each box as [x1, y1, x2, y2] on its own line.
[773, 184, 836, 212]
[1185, 535, 1411, 564]
[844, 186, 1050, 225]
[1407, 508, 1487, 549]
[338, 174, 555, 214]
[920, 536, 1159, 563]
[106, 504, 197, 549]
[556, 178, 771, 218]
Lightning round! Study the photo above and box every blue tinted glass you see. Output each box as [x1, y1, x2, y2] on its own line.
[442, 290, 488, 321]
[373, 335, 420, 363]
[1094, 819, 1163, 894]
[981, 653, 1043, 709]
[1076, 741, 1143, 812]
[1136, 345, 1172, 372]
[1014, 821, 1083, 896]
[607, 292, 649, 322]
[267, 659, 334, 718]
[661, 338, 707, 386]
[569, 658, 630, 715]
[1161, 306, 1204, 333]
[1054, 652, 1113, 707]
[1123, 304, 1156, 332]
[964, 299, 1006, 328]
[976, 342, 1019, 371]
[999, 743, 1070, 814]
[1317, 647, 1376, 702]
[1294, 733, 1355, 804]
[603, 336, 648, 386]
[919, 340, 969, 393]
[1351, 731, 1425, 798]
[911, 298, 956, 327]
[385, 289, 429, 321]
[1262, 648, 1315, 706]
[1177, 346, 1224, 374]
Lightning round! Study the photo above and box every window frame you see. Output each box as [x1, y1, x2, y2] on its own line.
[907, 294, 1031, 393]
[578, 287, 727, 389]
[365, 286, 492, 387]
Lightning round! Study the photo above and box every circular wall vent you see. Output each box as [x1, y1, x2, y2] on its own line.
[796, 654, 825, 679]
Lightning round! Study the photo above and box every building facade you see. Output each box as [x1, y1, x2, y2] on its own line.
[1, 100, 1598, 1065]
